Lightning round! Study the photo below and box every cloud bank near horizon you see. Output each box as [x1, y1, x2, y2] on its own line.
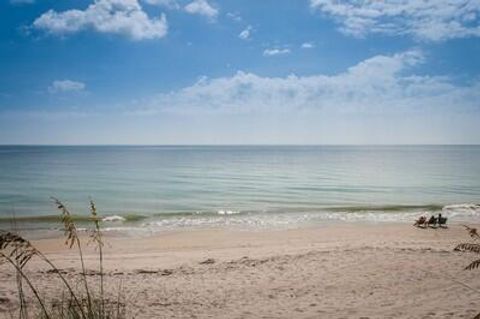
[128, 50, 479, 117]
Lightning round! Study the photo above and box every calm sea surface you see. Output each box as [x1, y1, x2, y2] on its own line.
[0, 145, 479, 233]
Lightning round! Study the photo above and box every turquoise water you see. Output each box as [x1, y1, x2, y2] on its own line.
[0, 145, 479, 232]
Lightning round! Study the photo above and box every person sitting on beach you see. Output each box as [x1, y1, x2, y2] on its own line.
[413, 216, 426, 227]
[438, 213, 448, 228]
[427, 215, 437, 227]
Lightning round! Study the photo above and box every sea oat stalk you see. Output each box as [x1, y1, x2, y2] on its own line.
[89, 199, 105, 317]
[0, 232, 49, 319]
[51, 197, 93, 317]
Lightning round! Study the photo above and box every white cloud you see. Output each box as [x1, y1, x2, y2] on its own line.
[184, 0, 218, 20]
[263, 48, 291, 56]
[143, 0, 179, 9]
[33, 0, 168, 41]
[238, 25, 252, 40]
[301, 42, 314, 49]
[310, 0, 480, 41]
[226, 12, 242, 22]
[134, 50, 479, 116]
[48, 80, 86, 94]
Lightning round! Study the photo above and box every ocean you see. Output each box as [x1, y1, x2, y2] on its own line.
[0, 145, 479, 234]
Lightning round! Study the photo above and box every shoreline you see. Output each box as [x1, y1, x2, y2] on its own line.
[4, 203, 480, 241]
[2, 203, 478, 233]
[2, 223, 480, 318]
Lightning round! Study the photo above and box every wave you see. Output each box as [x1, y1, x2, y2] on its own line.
[327, 204, 445, 213]
[217, 210, 240, 215]
[102, 215, 126, 222]
[443, 203, 480, 211]
[0, 213, 147, 224]
[1, 203, 479, 230]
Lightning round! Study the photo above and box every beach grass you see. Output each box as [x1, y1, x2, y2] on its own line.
[0, 199, 125, 319]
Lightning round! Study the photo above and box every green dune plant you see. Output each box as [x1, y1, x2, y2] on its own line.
[0, 199, 125, 319]
[453, 225, 480, 319]
[454, 225, 480, 271]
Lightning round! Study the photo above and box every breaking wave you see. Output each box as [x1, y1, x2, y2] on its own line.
[2, 203, 479, 234]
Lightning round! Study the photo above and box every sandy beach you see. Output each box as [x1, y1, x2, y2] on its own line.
[2, 0, 480, 315]
[1, 222, 480, 318]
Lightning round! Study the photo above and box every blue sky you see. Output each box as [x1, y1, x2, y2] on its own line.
[1, 0, 479, 144]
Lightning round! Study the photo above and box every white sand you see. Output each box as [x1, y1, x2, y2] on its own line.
[1, 223, 480, 318]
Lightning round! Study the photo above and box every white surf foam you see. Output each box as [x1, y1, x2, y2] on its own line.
[217, 210, 240, 215]
[102, 215, 126, 222]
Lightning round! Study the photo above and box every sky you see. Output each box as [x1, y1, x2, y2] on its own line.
[0, 0, 480, 145]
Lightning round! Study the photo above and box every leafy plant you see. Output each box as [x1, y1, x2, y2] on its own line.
[454, 225, 480, 319]
[454, 243, 480, 270]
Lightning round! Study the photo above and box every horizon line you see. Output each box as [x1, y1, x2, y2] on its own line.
[1, 143, 479, 147]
